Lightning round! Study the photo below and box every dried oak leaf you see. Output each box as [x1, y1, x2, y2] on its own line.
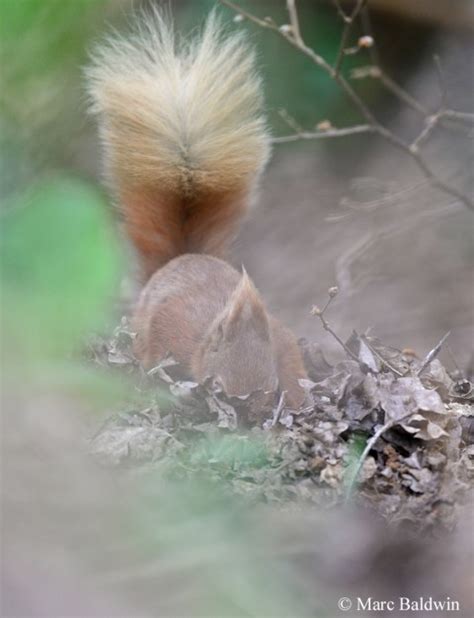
[311, 361, 365, 406]
[205, 395, 238, 431]
[373, 374, 444, 419]
[90, 415, 182, 466]
[422, 359, 453, 400]
[363, 335, 412, 376]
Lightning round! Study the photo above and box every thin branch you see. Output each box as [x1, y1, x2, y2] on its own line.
[220, 0, 279, 30]
[318, 317, 361, 365]
[359, 8, 460, 131]
[311, 289, 363, 366]
[220, 0, 332, 72]
[334, 0, 367, 76]
[360, 4, 381, 67]
[352, 15, 473, 135]
[433, 54, 448, 110]
[410, 113, 441, 151]
[354, 8, 430, 117]
[273, 124, 374, 143]
[377, 70, 429, 116]
[331, 0, 348, 21]
[271, 390, 287, 426]
[407, 150, 472, 209]
[219, 0, 474, 211]
[442, 110, 474, 123]
[286, 0, 303, 46]
[352, 66, 474, 132]
[277, 108, 304, 133]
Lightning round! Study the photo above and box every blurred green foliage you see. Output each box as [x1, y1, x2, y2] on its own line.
[1, 178, 121, 361]
[1, 0, 103, 86]
[1, 0, 121, 378]
[118, 474, 314, 617]
[343, 432, 369, 491]
[0, 0, 109, 189]
[188, 433, 271, 470]
[0, 2, 128, 397]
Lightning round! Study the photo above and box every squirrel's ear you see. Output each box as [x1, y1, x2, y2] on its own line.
[221, 270, 271, 341]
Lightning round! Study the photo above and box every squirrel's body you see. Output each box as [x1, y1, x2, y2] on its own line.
[133, 254, 307, 404]
[88, 9, 307, 406]
[133, 254, 240, 372]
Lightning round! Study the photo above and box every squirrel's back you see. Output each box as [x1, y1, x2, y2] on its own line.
[87, 9, 270, 282]
[132, 254, 307, 407]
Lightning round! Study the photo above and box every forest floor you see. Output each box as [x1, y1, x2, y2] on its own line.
[88, 302, 474, 535]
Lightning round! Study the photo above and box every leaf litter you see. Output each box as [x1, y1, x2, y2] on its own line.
[88, 313, 474, 533]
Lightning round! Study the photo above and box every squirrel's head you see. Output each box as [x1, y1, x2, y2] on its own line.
[192, 271, 278, 399]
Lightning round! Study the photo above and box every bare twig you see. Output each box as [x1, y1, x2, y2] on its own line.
[352, 66, 474, 132]
[277, 108, 304, 133]
[220, 0, 278, 30]
[311, 288, 363, 365]
[442, 110, 474, 123]
[377, 70, 429, 116]
[331, 0, 348, 21]
[220, 0, 474, 211]
[407, 152, 471, 209]
[273, 124, 374, 143]
[317, 317, 361, 365]
[354, 10, 469, 132]
[410, 112, 442, 151]
[334, 0, 367, 76]
[286, 0, 303, 46]
[220, 0, 332, 71]
[360, 5, 381, 66]
[417, 331, 451, 376]
[433, 54, 448, 110]
[354, 8, 430, 117]
[341, 178, 428, 212]
[271, 391, 287, 426]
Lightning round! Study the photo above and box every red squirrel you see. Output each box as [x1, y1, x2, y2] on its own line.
[87, 10, 307, 407]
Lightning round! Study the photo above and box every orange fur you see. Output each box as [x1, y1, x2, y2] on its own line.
[133, 256, 307, 407]
[88, 10, 308, 407]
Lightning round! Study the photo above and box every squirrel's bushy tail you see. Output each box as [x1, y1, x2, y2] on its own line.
[87, 10, 270, 281]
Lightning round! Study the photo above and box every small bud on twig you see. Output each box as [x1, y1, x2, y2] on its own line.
[316, 120, 333, 132]
[233, 14, 244, 23]
[311, 292, 364, 366]
[279, 24, 293, 35]
[358, 35, 374, 48]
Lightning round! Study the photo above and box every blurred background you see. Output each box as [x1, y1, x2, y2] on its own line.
[1, 1, 473, 616]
